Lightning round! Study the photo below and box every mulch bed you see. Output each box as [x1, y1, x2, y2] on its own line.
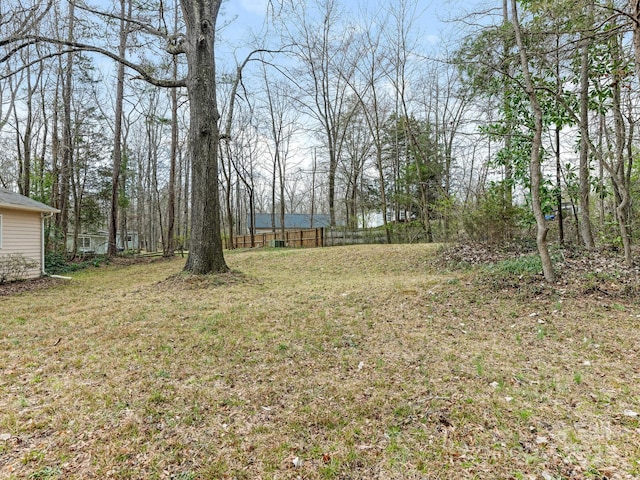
[0, 256, 178, 297]
[0, 276, 65, 297]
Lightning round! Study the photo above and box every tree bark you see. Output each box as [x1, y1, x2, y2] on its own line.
[511, 0, 555, 282]
[578, 29, 595, 249]
[182, 0, 228, 274]
[220, 140, 234, 248]
[165, 56, 178, 257]
[632, 0, 640, 82]
[502, 0, 514, 208]
[56, 0, 74, 254]
[16, 65, 35, 197]
[165, 3, 181, 257]
[555, 126, 564, 244]
[610, 53, 633, 266]
[108, 0, 129, 257]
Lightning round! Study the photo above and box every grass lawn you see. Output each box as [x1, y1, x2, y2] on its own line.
[1, 244, 639, 479]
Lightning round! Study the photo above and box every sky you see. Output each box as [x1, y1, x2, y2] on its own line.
[216, 0, 481, 63]
[207, 0, 488, 177]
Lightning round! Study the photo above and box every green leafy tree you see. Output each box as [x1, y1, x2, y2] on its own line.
[383, 113, 443, 241]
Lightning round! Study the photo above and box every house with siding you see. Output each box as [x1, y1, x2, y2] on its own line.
[0, 188, 59, 280]
[66, 231, 140, 255]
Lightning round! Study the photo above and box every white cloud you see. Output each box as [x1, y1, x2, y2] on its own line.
[426, 34, 439, 45]
[240, 0, 268, 16]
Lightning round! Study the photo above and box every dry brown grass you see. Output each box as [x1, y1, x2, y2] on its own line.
[1, 244, 639, 479]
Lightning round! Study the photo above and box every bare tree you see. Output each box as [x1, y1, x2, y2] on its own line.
[107, 0, 132, 256]
[229, 111, 263, 248]
[261, 74, 299, 239]
[421, 55, 470, 241]
[56, 0, 75, 252]
[165, 0, 184, 257]
[384, 0, 436, 236]
[339, 101, 373, 228]
[631, 0, 640, 81]
[342, 7, 393, 242]
[277, 0, 357, 227]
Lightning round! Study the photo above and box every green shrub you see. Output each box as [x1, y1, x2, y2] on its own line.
[45, 252, 108, 275]
[462, 184, 528, 243]
[44, 252, 68, 274]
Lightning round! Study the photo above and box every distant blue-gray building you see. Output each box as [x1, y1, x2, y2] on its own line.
[251, 213, 331, 233]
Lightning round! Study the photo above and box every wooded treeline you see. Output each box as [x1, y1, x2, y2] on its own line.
[1, 0, 639, 275]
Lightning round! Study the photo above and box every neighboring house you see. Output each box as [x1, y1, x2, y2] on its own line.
[0, 188, 59, 279]
[251, 213, 332, 234]
[66, 232, 108, 255]
[66, 231, 140, 255]
[559, 202, 579, 215]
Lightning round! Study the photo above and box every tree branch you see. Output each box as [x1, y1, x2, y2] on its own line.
[0, 35, 186, 88]
[222, 48, 290, 138]
[72, 0, 186, 54]
[0, 39, 38, 63]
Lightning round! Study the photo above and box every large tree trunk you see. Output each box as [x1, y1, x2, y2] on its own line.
[182, 0, 228, 274]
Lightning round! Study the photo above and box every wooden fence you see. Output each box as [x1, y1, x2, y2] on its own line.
[228, 228, 324, 249]
[228, 227, 399, 250]
[323, 228, 388, 246]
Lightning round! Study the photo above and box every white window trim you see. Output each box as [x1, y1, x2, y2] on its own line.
[0, 213, 3, 249]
